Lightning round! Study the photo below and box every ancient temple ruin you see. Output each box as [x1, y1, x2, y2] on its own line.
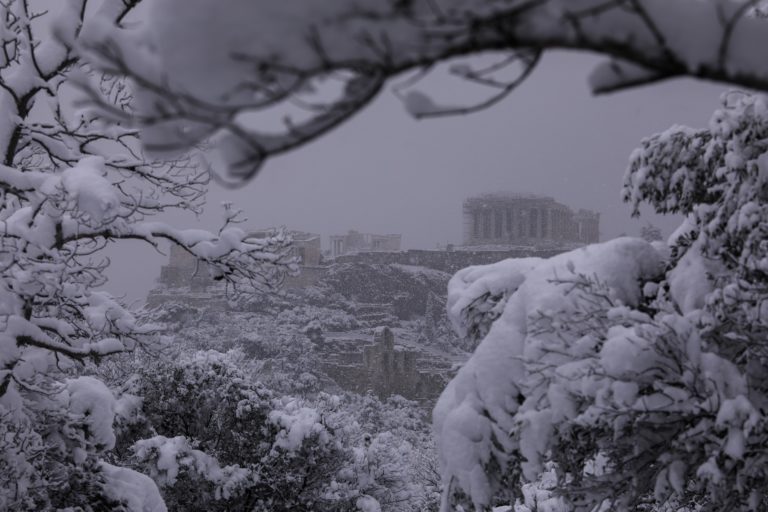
[249, 230, 321, 266]
[329, 230, 401, 258]
[156, 230, 321, 291]
[462, 193, 600, 248]
[158, 244, 216, 292]
[147, 230, 323, 308]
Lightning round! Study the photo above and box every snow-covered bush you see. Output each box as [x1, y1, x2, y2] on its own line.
[435, 93, 768, 511]
[125, 349, 441, 512]
[124, 350, 349, 511]
[345, 394, 442, 511]
[446, 258, 542, 347]
[0, 375, 144, 511]
[277, 305, 361, 332]
[156, 312, 324, 395]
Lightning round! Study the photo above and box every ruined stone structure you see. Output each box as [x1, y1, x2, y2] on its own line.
[157, 244, 216, 292]
[250, 229, 322, 266]
[319, 327, 449, 401]
[329, 230, 401, 258]
[147, 230, 325, 309]
[334, 247, 565, 274]
[462, 193, 600, 247]
[155, 229, 321, 292]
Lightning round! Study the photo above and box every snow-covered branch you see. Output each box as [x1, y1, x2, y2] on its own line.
[74, 0, 768, 181]
[0, 2, 295, 508]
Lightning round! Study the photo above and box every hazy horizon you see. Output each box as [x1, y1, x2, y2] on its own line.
[105, 49, 728, 303]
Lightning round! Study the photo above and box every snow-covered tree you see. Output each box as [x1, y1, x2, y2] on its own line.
[120, 349, 440, 512]
[51, 2, 768, 509]
[0, 2, 294, 509]
[120, 350, 344, 511]
[74, 0, 768, 182]
[433, 93, 768, 511]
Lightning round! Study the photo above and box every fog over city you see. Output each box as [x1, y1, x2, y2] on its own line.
[107, 51, 724, 302]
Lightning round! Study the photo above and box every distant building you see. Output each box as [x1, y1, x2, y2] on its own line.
[462, 193, 599, 248]
[158, 244, 215, 291]
[329, 230, 401, 258]
[249, 229, 321, 266]
[156, 229, 322, 292]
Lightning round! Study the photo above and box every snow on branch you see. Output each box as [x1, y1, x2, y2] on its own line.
[71, 0, 768, 182]
[0, 2, 297, 506]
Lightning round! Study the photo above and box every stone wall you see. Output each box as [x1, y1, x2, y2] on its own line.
[334, 248, 565, 274]
[158, 245, 216, 290]
[154, 244, 568, 299]
[290, 232, 322, 266]
[329, 230, 402, 258]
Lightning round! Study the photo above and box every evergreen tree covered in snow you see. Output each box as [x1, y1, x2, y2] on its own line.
[434, 93, 768, 511]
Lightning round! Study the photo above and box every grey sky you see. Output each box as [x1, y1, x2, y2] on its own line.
[106, 50, 726, 304]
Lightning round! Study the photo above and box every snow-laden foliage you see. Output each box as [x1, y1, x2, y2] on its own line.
[446, 258, 542, 346]
[641, 224, 664, 242]
[118, 294, 448, 510]
[624, 91, 768, 333]
[436, 238, 667, 510]
[0, 2, 294, 509]
[436, 94, 768, 511]
[116, 349, 440, 512]
[76, 0, 768, 181]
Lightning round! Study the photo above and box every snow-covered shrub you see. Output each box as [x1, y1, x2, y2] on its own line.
[304, 318, 326, 344]
[435, 238, 666, 510]
[435, 93, 768, 511]
[446, 258, 542, 349]
[277, 305, 361, 332]
[125, 350, 357, 511]
[0, 376, 144, 511]
[124, 350, 441, 512]
[329, 393, 442, 512]
[148, 302, 201, 325]
[161, 313, 325, 395]
[418, 291, 465, 350]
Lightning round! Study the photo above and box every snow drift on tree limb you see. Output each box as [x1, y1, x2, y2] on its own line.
[77, 0, 768, 182]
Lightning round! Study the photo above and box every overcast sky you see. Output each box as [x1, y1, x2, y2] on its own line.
[105, 49, 727, 304]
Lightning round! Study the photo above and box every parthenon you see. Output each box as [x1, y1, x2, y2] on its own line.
[462, 193, 599, 247]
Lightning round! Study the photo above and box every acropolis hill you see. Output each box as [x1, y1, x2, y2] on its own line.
[146, 193, 600, 402]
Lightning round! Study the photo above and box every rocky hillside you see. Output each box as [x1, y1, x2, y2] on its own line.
[148, 262, 470, 402]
